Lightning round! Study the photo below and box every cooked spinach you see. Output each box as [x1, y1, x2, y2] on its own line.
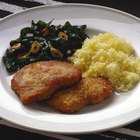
[3, 20, 88, 72]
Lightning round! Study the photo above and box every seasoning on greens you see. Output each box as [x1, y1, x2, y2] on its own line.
[3, 20, 88, 72]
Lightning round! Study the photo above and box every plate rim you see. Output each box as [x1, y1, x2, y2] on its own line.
[0, 105, 140, 134]
[0, 3, 140, 24]
[0, 3, 140, 134]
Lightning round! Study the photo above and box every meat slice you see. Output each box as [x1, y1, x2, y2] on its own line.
[11, 61, 81, 104]
[47, 77, 114, 113]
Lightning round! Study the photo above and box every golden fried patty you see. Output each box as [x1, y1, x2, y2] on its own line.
[11, 61, 81, 104]
[47, 77, 114, 113]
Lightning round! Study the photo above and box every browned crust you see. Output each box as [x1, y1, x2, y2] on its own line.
[47, 77, 114, 113]
[11, 61, 81, 104]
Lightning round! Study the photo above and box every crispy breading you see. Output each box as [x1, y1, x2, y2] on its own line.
[11, 61, 81, 104]
[47, 77, 114, 113]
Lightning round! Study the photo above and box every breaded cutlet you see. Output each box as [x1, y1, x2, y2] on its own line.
[47, 77, 114, 113]
[11, 61, 81, 104]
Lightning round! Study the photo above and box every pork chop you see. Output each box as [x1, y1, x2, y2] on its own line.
[11, 61, 81, 104]
[47, 77, 114, 113]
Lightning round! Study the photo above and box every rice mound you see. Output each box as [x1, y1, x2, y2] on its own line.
[69, 33, 140, 92]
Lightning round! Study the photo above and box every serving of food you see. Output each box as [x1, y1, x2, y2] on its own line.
[3, 20, 87, 72]
[1, 4, 140, 134]
[69, 33, 140, 92]
[2, 19, 140, 113]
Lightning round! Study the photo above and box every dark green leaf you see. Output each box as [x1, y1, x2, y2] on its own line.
[10, 38, 21, 46]
[20, 27, 31, 37]
[37, 20, 47, 29]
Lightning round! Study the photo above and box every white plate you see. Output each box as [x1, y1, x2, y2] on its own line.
[0, 4, 140, 134]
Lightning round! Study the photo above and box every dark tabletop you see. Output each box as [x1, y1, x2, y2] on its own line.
[0, 0, 140, 140]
